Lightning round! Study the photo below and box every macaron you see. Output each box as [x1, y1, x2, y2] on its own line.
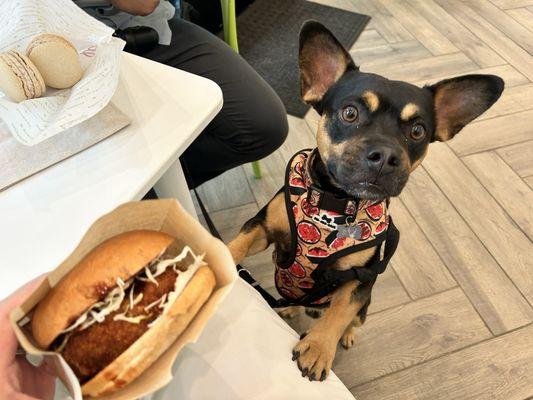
[26, 34, 83, 89]
[0, 49, 46, 103]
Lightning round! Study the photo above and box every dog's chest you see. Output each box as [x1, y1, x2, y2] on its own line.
[273, 149, 390, 305]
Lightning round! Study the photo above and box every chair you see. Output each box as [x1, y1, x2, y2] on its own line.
[220, 0, 262, 179]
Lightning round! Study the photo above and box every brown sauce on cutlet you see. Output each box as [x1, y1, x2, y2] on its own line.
[93, 282, 110, 298]
[60, 269, 178, 383]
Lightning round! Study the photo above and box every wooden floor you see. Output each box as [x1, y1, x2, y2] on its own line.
[195, 0, 533, 398]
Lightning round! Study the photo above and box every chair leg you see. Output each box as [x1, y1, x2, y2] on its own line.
[227, 0, 239, 52]
[251, 161, 262, 179]
[220, 0, 230, 44]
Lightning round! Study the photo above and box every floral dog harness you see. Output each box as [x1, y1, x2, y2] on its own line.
[274, 149, 397, 306]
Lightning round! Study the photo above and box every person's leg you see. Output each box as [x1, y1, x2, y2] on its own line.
[139, 18, 288, 188]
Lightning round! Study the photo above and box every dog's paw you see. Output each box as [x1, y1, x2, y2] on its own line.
[278, 306, 301, 319]
[340, 325, 356, 349]
[292, 334, 336, 381]
[305, 307, 322, 319]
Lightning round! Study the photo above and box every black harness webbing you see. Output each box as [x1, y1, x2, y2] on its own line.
[192, 187, 281, 307]
[193, 187, 400, 309]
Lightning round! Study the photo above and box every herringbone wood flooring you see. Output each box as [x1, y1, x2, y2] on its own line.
[196, 1, 533, 398]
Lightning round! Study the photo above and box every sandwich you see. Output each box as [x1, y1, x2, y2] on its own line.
[30, 230, 216, 397]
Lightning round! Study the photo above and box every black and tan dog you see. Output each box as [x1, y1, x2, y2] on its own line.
[228, 21, 503, 382]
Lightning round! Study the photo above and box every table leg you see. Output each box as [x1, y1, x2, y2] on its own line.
[146, 162, 199, 400]
[153, 159, 197, 218]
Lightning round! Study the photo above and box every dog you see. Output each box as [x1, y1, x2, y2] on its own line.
[228, 21, 504, 382]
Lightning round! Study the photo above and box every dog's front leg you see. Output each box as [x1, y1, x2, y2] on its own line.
[228, 192, 288, 264]
[228, 218, 269, 264]
[292, 279, 373, 381]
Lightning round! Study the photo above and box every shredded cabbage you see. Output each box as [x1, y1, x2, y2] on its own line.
[59, 311, 88, 334]
[144, 294, 166, 312]
[59, 278, 129, 334]
[113, 313, 150, 324]
[144, 266, 158, 286]
[148, 250, 205, 328]
[158, 293, 168, 308]
[57, 246, 205, 339]
[55, 334, 71, 352]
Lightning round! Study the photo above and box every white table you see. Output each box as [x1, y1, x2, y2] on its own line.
[155, 279, 356, 400]
[0, 52, 222, 297]
[0, 52, 355, 400]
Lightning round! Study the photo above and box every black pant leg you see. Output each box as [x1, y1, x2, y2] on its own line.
[138, 18, 288, 187]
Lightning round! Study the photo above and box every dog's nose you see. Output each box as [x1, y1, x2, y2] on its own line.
[366, 146, 401, 173]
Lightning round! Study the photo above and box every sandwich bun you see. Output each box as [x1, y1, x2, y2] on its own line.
[32, 230, 176, 349]
[26, 33, 83, 89]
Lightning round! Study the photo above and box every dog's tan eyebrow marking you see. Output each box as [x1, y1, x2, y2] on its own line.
[400, 103, 420, 121]
[361, 91, 379, 112]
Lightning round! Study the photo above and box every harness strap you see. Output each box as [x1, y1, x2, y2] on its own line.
[306, 184, 358, 215]
[192, 187, 283, 308]
[192, 188, 400, 309]
[280, 217, 400, 307]
[237, 266, 283, 308]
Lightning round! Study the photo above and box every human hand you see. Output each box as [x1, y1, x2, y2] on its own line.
[0, 277, 56, 400]
[111, 0, 160, 16]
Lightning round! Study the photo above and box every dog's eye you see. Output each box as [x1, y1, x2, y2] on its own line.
[410, 123, 426, 141]
[341, 106, 359, 123]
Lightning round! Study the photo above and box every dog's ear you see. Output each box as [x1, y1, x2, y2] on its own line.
[427, 74, 504, 142]
[299, 20, 356, 106]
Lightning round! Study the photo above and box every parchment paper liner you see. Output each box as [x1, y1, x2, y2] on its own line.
[10, 199, 237, 399]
